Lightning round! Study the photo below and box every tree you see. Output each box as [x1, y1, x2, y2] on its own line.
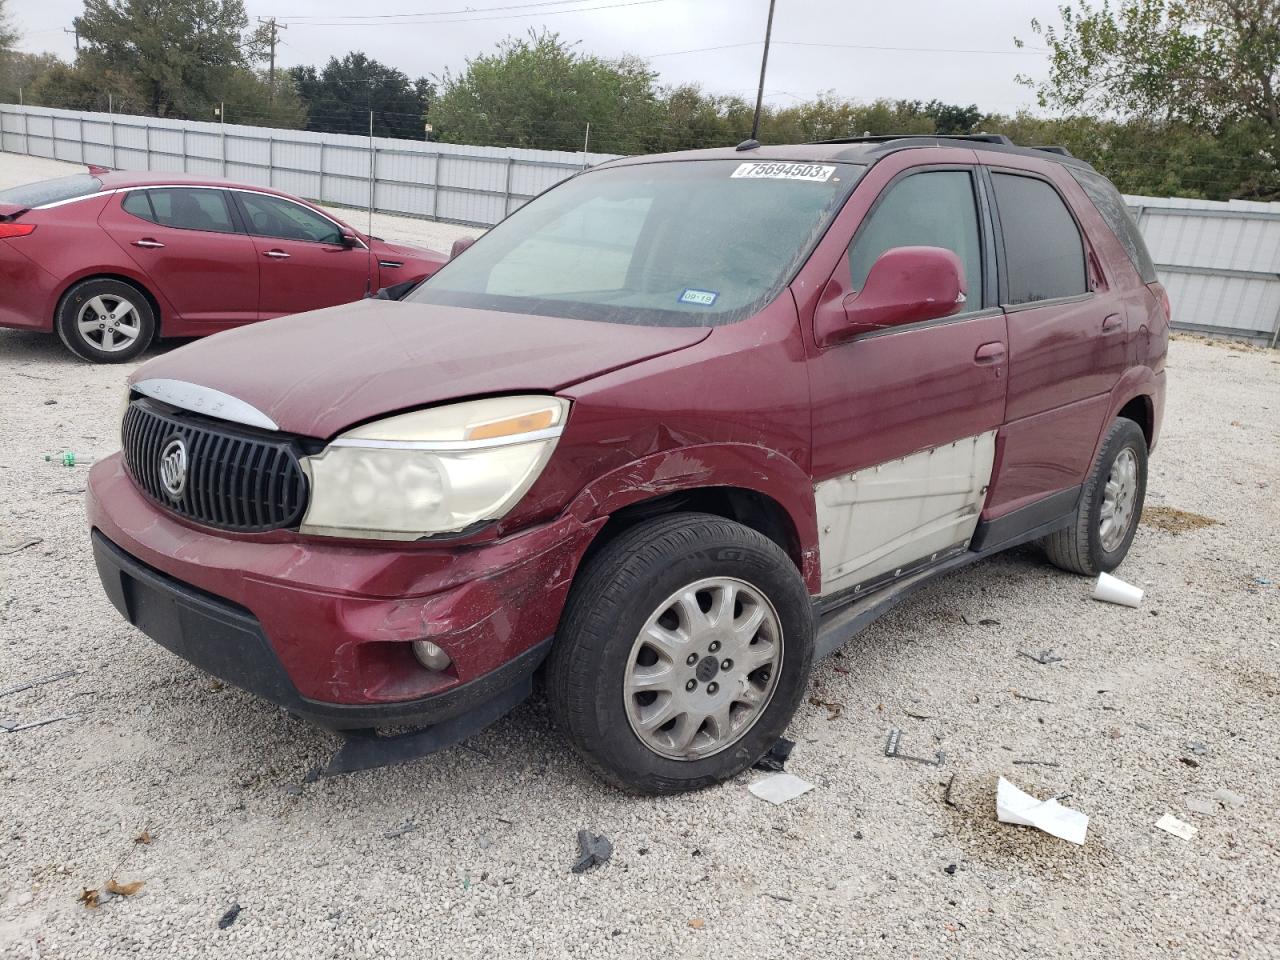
[291, 53, 432, 139]
[429, 31, 660, 152]
[1020, 1, 1280, 197]
[221, 68, 307, 129]
[2, 50, 60, 103]
[74, 0, 253, 118]
[1, 0, 16, 57]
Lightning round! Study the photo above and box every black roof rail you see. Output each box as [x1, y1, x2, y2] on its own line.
[1031, 144, 1074, 157]
[810, 133, 1015, 146]
[811, 132, 1094, 171]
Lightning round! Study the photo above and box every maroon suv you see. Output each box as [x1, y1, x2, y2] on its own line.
[87, 135, 1168, 793]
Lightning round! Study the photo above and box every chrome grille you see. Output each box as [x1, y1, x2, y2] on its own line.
[122, 399, 307, 532]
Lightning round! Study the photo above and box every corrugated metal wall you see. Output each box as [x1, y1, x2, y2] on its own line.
[2, 103, 1277, 344]
[1126, 195, 1280, 344]
[0, 103, 619, 228]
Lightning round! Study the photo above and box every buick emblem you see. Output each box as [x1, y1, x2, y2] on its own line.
[159, 437, 188, 500]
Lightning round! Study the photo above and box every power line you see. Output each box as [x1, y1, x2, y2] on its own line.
[276, 0, 675, 27]
[274, 0, 607, 22]
[772, 40, 1049, 56]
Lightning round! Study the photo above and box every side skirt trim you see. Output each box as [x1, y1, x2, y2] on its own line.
[812, 485, 1082, 661]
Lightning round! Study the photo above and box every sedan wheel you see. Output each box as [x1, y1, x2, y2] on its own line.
[56, 278, 156, 363]
[76, 294, 143, 354]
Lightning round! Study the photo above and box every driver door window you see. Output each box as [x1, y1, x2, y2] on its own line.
[234, 192, 343, 244]
[847, 170, 983, 307]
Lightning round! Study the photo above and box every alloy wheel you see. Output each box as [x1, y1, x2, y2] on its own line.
[76, 294, 142, 353]
[1100, 447, 1138, 552]
[622, 576, 783, 760]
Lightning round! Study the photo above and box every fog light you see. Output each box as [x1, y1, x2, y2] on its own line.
[411, 640, 452, 672]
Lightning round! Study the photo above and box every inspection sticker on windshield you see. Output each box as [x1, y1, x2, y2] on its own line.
[679, 288, 719, 306]
[731, 161, 836, 182]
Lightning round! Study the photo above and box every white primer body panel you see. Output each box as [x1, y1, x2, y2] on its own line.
[815, 430, 997, 596]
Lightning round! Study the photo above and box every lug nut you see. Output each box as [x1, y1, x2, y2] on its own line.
[707, 682, 719, 695]
[721, 659, 733, 671]
[686, 653, 698, 666]
[685, 679, 697, 691]
[708, 640, 721, 653]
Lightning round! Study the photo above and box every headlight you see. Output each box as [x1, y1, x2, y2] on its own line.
[299, 395, 568, 539]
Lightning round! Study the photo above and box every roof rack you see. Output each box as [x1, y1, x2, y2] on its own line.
[808, 133, 1087, 169]
[810, 133, 1015, 146]
[1030, 144, 1074, 157]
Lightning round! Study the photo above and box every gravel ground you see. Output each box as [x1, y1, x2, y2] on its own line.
[2, 152, 1280, 960]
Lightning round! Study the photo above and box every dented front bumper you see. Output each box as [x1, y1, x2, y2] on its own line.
[87, 453, 600, 729]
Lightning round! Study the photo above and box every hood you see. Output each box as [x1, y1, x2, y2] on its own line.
[131, 298, 710, 438]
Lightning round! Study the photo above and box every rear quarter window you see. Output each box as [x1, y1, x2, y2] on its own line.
[0, 174, 102, 208]
[1067, 166, 1158, 284]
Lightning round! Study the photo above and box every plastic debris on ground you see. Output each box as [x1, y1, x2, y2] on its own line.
[570, 830, 613, 873]
[753, 737, 795, 773]
[1, 714, 79, 733]
[995, 776, 1089, 845]
[885, 728, 945, 767]
[1092, 572, 1144, 607]
[1155, 813, 1197, 840]
[749, 772, 814, 805]
[218, 903, 242, 929]
[1017, 649, 1064, 665]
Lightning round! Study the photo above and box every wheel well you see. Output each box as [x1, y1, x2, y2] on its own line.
[58, 274, 162, 331]
[1117, 396, 1153, 447]
[582, 488, 805, 574]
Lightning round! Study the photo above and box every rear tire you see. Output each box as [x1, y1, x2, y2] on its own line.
[55, 278, 156, 364]
[1042, 417, 1147, 575]
[547, 512, 814, 794]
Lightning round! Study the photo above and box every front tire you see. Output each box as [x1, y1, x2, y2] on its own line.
[55, 278, 156, 363]
[547, 513, 814, 794]
[1042, 417, 1148, 575]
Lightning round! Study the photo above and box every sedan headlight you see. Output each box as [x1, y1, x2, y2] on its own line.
[299, 396, 568, 539]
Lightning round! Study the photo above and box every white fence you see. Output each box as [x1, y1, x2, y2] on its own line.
[1, 103, 1278, 344]
[0, 103, 619, 227]
[1126, 194, 1280, 345]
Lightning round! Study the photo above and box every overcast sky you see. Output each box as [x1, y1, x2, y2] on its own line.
[13, 0, 1058, 114]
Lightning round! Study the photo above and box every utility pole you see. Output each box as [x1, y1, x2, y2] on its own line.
[751, 0, 777, 141]
[64, 25, 80, 54]
[257, 17, 287, 103]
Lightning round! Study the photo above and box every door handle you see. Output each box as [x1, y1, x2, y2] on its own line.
[1102, 313, 1123, 332]
[131, 238, 164, 248]
[263, 250, 290, 259]
[974, 342, 1006, 364]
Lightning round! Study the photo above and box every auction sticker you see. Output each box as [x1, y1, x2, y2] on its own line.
[731, 161, 836, 182]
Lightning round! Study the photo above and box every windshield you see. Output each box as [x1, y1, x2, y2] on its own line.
[408, 159, 865, 327]
[0, 174, 102, 208]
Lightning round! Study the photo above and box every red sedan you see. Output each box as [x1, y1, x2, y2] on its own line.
[0, 169, 447, 362]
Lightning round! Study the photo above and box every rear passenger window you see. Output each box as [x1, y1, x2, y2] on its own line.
[1067, 166, 1158, 284]
[848, 171, 982, 307]
[992, 174, 1087, 304]
[123, 188, 238, 235]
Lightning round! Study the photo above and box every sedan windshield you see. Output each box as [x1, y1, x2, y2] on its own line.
[408, 159, 865, 327]
[0, 174, 103, 208]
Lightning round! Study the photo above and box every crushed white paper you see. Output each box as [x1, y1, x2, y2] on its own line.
[1155, 813, 1197, 840]
[995, 776, 1089, 845]
[749, 772, 814, 805]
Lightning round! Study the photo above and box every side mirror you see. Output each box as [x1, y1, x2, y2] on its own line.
[817, 246, 967, 345]
[339, 232, 360, 249]
[450, 236, 476, 259]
